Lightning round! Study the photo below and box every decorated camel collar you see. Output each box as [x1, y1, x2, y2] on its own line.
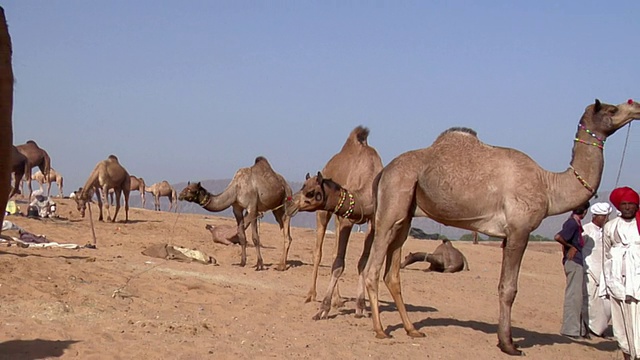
[198, 189, 212, 207]
[571, 123, 606, 195]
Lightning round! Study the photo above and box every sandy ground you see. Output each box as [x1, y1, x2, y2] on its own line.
[0, 199, 624, 360]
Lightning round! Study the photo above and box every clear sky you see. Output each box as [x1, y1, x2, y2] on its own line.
[4, 1, 640, 195]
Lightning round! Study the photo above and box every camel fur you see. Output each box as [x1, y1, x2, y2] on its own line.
[146, 180, 177, 211]
[286, 126, 383, 319]
[363, 99, 640, 355]
[179, 156, 293, 271]
[205, 224, 240, 246]
[0, 7, 13, 235]
[400, 240, 469, 273]
[74, 155, 131, 222]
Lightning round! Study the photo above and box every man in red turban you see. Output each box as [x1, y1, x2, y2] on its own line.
[603, 186, 640, 360]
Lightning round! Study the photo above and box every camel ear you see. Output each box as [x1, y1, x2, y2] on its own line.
[187, 181, 191, 185]
[305, 173, 310, 180]
[197, 182, 201, 187]
[594, 99, 602, 113]
[317, 172, 323, 181]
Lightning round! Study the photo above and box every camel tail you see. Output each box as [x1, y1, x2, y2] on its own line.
[341, 126, 370, 151]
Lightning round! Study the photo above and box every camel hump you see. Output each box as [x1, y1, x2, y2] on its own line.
[254, 156, 269, 165]
[25, 140, 38, 145]
[107, 154, 119, 162]
[341, 126, 370, 151]
[440, 127, 477, 138]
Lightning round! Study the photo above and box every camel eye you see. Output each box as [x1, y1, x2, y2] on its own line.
[305, 190, 315, 199]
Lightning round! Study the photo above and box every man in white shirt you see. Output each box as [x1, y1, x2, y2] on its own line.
[582, 202, 612, 337]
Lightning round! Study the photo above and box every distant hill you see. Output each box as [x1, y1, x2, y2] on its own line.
[128, 179, 612, 241]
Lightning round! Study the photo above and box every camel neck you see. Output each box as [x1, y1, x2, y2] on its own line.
[199, 192, 212, 207]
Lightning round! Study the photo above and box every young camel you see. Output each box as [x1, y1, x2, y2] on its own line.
[363, 99, 640, 355]
[286, 126, 383, 311]
[179, 156, 292, 271]
[16, 140, 51, 200]
[400, 239, 469, 273]
[146, 180, 177, 211]
[74, 155, 131, 222]
[287, 172, 374, 319]
[205, 224, 240, 245]
[32, 168, 64, 198]
[0, 6, 14, 233]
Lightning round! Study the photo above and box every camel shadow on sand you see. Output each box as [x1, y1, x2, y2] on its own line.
[0, 250, 92, 261]
[385, 317, 618, 353]
[0, 339, 79, 360]
[333, 299, 438, 319]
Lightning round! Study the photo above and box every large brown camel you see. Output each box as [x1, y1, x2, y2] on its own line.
[9, 145, 27, 198]
[145, 180, 177, 211]
[178, 156, 293, 271]
[74, 155, 131, 222]
[16, 140, 51, 200]
[363, 99, 640, 355]
[286, 126, 383, 318]
[287, 172, 375, 319]
[32, 168, 64, 198]
[0, 7, 13, 235]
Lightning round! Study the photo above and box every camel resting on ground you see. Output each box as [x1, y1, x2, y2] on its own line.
[146, 180, 177, 211]
[0, 7, 14, 235]
[363, 99, 640, 355]
[179, 156, 292, 271]
[400, 240, 469, 273]
[32, 168, 64, 198]
[205, 224, 240, 245]
[74, 155, 131, 222]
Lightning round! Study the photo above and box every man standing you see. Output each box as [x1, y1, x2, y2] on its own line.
[603, 187, 640, 359]
[554, 202, 590, 339]
[582, 202, 612, 337]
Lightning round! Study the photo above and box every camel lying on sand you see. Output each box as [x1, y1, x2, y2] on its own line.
[205, 224, 240, 246]
[74, 155, 131, 222]
[286, 126, 383, 319]
[400, 240, 469, 273]
[363, 99, 640, 355]
[146, 180, 177, 211]
[179, 156, 292, 271]
[0, 7, 14, 233]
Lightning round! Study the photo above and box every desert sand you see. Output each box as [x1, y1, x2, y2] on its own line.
[0, 199, 622, 359]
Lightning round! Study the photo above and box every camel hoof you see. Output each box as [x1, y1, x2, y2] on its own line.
[354, 313, 369, 319]
[304, 293, 316, 304]
[497, 342, 523, 356]
[375, 332, 390, 339]
[275, 264, 287, 272]
[312, 309, 329, 321]
[407, 329, 426, 338]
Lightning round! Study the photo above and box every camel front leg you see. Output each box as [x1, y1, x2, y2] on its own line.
[306, 210, 331, 303]
[355, 219, 375, 317]
[94, 187, 104, 222]
[248, 208, 265, 271]
[496, 233, 528, 356]
[273, 208, 292, 271]
[313, 222, 352, 320]
[233, 206, 248, 267]
[112, 190, 121, 223]
[123, 190, 129, 222]
[102, 185, 113, 221]
[383, 220, 424, 338]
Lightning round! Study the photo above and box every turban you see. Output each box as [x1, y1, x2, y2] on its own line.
[590, 202, 612, 216]
[609, 186, 640, 210]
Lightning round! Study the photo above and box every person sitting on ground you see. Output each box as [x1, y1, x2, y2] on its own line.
[28, 190, 57, 218]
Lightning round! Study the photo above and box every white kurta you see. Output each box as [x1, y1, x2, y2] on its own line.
[582, 222, 611, 336]
[603, 217, 640, 358]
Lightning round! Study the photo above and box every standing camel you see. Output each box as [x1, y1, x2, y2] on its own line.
[146, 180, 177, 211]
[9, 145, 27, 198]
[363, 99, 640, 355]
[179, 156, 293, 271]
[287, 126, 383, 312]
[108, 175, 146, 208]
[286, 172, 375, 319]
[32, 168, 64, 198]
[74, 155, 131, 222]
[16, 140, 51, 200]
[0, 6, 14, 234]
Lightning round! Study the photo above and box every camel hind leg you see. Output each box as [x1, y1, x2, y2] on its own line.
[111, 189, 122, 222]
[273, 207, 292, 271]
[233, 206, 248, 267]
[355, 219, 375, 317]
[496, 232, 528, 356]
[247, 207, 265, 271]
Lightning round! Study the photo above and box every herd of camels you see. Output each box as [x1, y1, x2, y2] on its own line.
[1, 7, 640, 356]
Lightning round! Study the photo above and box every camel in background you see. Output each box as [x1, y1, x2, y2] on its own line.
[145, 180, 177, 211]
[9, 145, 27, 199]
[16, 140, 51, 200]
[400, 240, 469, 273]
[363, 99, 640, 355]
[0, 6, 13, 233]
[286, 126, 382, 318]
[108, 175, 146, 208]
[179, 156, 292, 271]
[74, 155, 131, 222]
[32, 168, 64, 198]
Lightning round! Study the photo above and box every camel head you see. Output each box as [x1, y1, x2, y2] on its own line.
[581, 99, 640, 138]
[72, 187, 92, 218]
[286, 172, 342, 217]
[179, 182, 208, 205]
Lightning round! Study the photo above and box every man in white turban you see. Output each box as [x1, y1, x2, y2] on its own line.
[582, 202, 612, 336]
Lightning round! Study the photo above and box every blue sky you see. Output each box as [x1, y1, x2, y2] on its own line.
[4, 1, 640, 195]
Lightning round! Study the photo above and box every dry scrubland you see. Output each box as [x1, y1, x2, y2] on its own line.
[0, 199, 623, 359]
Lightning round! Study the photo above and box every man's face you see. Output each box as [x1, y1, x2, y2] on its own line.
[592, 214, 609, 227]
[619, 201, 639, 220]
